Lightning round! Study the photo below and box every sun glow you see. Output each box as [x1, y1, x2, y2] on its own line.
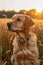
[37, 9, 41, 13]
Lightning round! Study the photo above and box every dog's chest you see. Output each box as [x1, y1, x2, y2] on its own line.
[18, 35, 30, 51]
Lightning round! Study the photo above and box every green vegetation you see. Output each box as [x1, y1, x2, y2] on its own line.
[0, 9, 43, 19]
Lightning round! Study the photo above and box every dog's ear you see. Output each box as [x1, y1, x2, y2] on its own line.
[24, 15, 34, 29]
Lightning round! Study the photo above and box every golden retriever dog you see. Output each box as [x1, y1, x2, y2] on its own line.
[7, 14, 40, 65]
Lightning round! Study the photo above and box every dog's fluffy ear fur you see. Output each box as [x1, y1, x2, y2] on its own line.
[24, 15, 34, 29]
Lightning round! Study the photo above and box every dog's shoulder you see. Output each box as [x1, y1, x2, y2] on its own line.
[29, 32, 38, 48]
[29, 32, 39, 56]
[29, 32, 37, 42]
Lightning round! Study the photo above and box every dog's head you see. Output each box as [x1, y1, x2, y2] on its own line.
[7, 14, 34, 32]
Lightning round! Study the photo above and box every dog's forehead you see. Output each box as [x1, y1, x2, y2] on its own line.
[12, 14, 25, 20]
[13, 14, 25, 17]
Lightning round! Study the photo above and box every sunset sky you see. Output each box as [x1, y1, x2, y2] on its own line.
[0, 0, 43, 12]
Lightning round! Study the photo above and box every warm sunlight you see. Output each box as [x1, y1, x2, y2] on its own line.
[37, 9, 41, 13]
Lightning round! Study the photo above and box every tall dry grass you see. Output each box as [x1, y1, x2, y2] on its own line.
[0, 18, 43, 65]
[0, 19, 14, 65]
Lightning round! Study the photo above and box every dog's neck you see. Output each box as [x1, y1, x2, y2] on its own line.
[17, 30, 30, 40]
[18, 32, 26, 39]
[16, 30, 31, 48]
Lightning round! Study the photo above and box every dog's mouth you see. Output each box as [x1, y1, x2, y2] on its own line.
[8, 27, 24, 34]
[7, 25, 23, 33]
[8, 28, 24, 32]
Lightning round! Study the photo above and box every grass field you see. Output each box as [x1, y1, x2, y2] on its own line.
[0, 18, 43, 65]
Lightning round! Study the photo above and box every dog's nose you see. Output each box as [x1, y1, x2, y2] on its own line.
[7, 23, 11, 27]
[7, 23, 12, 29]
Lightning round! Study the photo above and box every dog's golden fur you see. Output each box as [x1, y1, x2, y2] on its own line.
[7, 14, 40, 65]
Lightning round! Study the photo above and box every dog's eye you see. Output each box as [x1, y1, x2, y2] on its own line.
[17, 18, 21, 21]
